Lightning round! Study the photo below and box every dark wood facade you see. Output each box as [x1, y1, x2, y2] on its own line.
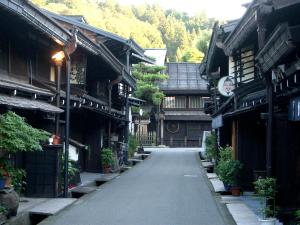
[160, 63, 211, 147]
[202, 1, 300, 222]
[0, 0, 152, 196]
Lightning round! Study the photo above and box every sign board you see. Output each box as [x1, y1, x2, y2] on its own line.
[217, 76, 235, 97]
[212, 115, 223, 129]
[289, 97, 300, 121]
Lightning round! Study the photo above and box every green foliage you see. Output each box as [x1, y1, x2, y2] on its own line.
[10, 168, 26, 194]
[101, 148, 114, 167]
[254, 177, 277, 219]
[216, 146, 242, 186]
[181, 48, 204, 62]
[33, 0, 213, 62]
[128, 135, 138, 158]
[0, 205, 7, 214]
[0, 111, 49, 153]
[295, 210, 300, 225]
[61, 155, 79, 186]
[205, 132, 217, 161]
[132, 63, 167, 105]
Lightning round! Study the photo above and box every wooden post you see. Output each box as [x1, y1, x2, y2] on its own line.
[232, 120, 237, 160]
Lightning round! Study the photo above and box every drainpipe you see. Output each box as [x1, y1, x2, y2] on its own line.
[256, 7, 273, 177]
[124, 49, 131, 163]
[108, 75, 122, 147]
[63, 28, 78, 198]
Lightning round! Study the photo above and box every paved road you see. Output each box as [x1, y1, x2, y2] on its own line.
[41, 149, 232, 225]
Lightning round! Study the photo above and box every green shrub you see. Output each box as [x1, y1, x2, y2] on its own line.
[295, 209, 300, 225]
[216, 146, 242, 186]
[128, 135, 138, 158]
[101, 148, 114, 167]
[205, 132, 217, 161]
[254, 177, 277, 219]
[0, 111, 49, 153]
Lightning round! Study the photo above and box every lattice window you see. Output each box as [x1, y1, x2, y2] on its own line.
[189, 96, 204, 108]
[164, 96, 186, 108]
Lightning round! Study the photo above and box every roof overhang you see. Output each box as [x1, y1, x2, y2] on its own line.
[0, 0, 71, 45]
[223, 0, 273, 56]
[256, 23, 300, 73]
[0, 94, 63, 113]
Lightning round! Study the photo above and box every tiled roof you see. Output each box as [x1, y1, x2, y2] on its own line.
[160, 63, 208, 92]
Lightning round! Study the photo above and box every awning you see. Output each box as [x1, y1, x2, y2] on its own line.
[0, 94, 63, 113]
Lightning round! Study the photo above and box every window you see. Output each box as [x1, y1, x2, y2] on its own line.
[229, 46, 255, 85]
[0, 37, 8, 72]
[164, 96, 186, 108]
[189, 96, 203, 108]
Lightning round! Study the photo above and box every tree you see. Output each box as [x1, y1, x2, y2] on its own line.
[132, 63, 167, 105]
[181, 48, 204, 62]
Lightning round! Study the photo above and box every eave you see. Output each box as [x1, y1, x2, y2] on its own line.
[256, 23, 300, 73]
[223, 0, 273, 56]
[0, 0, 71, 45]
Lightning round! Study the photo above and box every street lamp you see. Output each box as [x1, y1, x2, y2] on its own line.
[52, 51, 65, 135]
[139, 108, 143, 144]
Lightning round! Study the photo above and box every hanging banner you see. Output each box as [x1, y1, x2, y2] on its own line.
[288, 97, 300, 121]
[217, 76, 235, 97]
[212, 115, 223, 129]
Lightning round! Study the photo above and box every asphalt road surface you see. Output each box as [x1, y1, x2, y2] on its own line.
[41, 149, 232, 225]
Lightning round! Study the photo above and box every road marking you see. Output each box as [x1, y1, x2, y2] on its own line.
[184, 174, 199, 178]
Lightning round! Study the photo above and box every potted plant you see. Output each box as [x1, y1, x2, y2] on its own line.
[0, 168, 5, 190]
[254, 177, 277, 225]
[295, 209, 300, 225]
[0, 111, 48, 214]
[216, 146, 243, 195]
[101, 148, 114, 173]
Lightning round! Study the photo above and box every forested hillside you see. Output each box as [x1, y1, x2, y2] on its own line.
[32, 0, 214, 62]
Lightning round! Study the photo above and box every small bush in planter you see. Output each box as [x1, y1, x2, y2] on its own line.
[254, 177, 277, 221]
[205, 132, 217, 161]
[216, 146, 242, 192]
[101, 148, 114, 172]
[128, 135, 138, 158]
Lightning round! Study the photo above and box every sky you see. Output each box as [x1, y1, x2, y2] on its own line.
[117, 0, 250, 20]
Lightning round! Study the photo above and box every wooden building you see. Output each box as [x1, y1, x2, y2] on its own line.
[43, 10, 154, 172]
[160, 63, 211, 147]
[0, 0, 153, 196]
[202, 0, 300, 222]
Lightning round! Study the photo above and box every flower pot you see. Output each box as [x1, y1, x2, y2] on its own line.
[258, 218, 276, 225]
[103, 166, 110, 174]
[4, 176, 12, 188]
[0, 179, 5, 189]
[230, 186, 241, 196]
[52, 135, 60, 145]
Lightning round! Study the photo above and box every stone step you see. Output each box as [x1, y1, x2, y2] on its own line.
[70, 186, 97, 198]
[29, 198, 76, 216]
[95, 173, 119, 186]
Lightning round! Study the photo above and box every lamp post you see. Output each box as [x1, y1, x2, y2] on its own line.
[52, 51, 65, 135]
[139, 108, 143, 145]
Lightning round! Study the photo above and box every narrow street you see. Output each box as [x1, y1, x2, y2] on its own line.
[41, 150, 233, 225]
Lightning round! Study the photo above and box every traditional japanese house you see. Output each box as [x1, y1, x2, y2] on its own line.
[0, 0, 153, 197]
[160, 63, 211, 147]
[0, 0, 72, 197]
[203, 0, 300, 221]
[41, 10, 154, 172]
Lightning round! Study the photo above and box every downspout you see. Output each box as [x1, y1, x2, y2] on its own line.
[256, 6, 273, 177]
[124, 49, 131, 163]
[108, 74, 122, 147]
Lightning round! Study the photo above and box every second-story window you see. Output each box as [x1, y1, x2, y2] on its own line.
[229, 46, 255, 85]
[189, 96, 204, 108]
[164, 96, 186, 108]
